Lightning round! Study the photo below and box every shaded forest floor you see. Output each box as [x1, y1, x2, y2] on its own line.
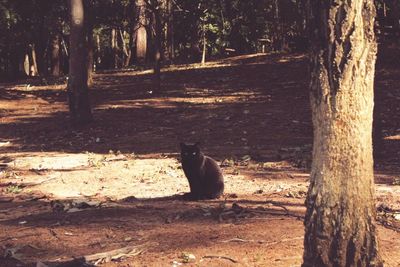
[0, 53, 400, 267]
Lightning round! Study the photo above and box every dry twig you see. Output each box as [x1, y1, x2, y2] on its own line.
[220, 236, 303, 246]
[202, 255, 239, 263]
[376, 217, 400, 233]
[83, 242, 152, 263]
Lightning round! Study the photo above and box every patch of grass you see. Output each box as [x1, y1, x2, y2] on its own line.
[2, 170, 19, 179]
[6, 185, 23, 194]
[86, 152, 106, 168]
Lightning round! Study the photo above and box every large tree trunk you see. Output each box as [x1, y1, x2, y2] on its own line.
[302, 1, 383, 266]
[68, 0, 92, 125]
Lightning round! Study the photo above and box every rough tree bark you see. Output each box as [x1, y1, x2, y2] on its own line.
[68, 0, 92, 125]
[302, 1, 383, 266]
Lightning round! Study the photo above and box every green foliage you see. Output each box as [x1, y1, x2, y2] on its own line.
[6, 184, 23, 194]
[173, 0, 306, 60]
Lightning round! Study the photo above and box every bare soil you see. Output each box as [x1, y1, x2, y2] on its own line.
[0, 53, 399, 267]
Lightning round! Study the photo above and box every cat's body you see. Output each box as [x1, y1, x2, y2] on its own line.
[180, 143, 224, 200]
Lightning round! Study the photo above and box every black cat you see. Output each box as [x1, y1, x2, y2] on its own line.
[180, 142, 224, 200]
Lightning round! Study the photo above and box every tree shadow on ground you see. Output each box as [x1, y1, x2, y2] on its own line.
[0, 54, 312, 163]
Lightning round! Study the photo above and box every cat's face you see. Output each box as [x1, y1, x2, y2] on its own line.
[180, 142, 201, 161]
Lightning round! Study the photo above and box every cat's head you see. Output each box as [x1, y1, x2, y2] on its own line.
[180, 142, 202, 161]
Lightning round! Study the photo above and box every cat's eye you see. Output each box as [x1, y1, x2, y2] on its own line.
[192, 152, 197, 155]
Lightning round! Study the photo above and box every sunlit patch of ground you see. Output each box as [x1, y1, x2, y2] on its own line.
[1, 152, 311, 200]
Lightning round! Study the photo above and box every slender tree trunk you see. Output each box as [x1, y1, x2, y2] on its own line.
[126, 0, 136, 66]
[297, 0, 307, 36]
[128, 26, 137, 66]
[166, 0, 175, 62]
[201, 22, 207, 65]
[136, 0, 147, 63]
[29, 44, 39, 76]
[125, 40, 133, 67]
[154, 10, 162, 91]
[126, 1, 136, 66]
[8, 43, 19, 80]
[302, 1, 382, 266]
[85, 1, 94, 86]
[16, 45, 28, 78]
[219, 0, 226, 55]
[23, 52, 30, 76]
[392, 0, 400, 36]
[50, 33, 61, 76]
[120, 29, 130, 67]
[68, 0, 92, 125]
[146, 0, 163, 92]
[273, 0, 281, 51]
[383, 2, 387, 17]
[111, 28, 119, 68]
[95, 34, 101, 68]
[87, 29, 94, 86]
[201, 23, 206, 65]
[19, 44, 30, 77]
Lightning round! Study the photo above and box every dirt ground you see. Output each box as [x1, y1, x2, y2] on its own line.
[0, 53, 400, 267]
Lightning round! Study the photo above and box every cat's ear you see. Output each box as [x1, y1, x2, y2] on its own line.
[194, 142, 201, 147]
